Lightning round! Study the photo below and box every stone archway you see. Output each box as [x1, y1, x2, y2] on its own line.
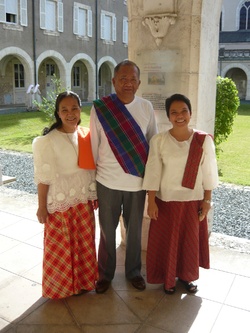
[226, 68, 247, 100]
[127, 0, 223, 134]
[98, 63, 112, 98]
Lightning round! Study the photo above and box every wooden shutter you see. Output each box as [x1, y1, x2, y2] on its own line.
[87, 9, 92, 37]
[58, 1, 63, 32]
[20, 0, 28, 26]
[40, 0, 46, 29]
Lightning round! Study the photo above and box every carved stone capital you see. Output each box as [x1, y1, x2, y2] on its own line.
[142, 13, 177, 47]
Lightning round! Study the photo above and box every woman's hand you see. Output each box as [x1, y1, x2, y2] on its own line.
[37, 183, 49, 224]
[147, 201, 159, 220]
[92, 199, 99, 210]
[199, 190, 212, 221]
[147, 190, 158, 220]
[37, 206, 48, 224]
[198, 200, 211, 221]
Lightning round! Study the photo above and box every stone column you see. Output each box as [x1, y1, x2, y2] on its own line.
[120, 0, 223, 250]
[128, 0, 223, 134]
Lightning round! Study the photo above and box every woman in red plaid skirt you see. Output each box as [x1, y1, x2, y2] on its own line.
[143, 94, 219, 295]
[32, 91, 98, 299]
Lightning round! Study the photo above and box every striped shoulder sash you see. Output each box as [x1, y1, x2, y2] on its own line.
[182, 131, 207, 189]
[93, 94, 149, 178]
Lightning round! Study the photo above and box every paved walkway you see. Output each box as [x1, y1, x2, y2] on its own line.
[0, 105, 27, 115]
[0, 192, 250, 333]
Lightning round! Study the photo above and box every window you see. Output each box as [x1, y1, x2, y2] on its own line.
[73, 66, 80, 87]
[123, 17, 128, 44]
[14, 64, 25, 88]
[240, 1, 250, 30]
[101, 10, 116, 42]
[73, 2, 92, 37]
[40, 0, 63, 32]
[5, 0, 17, 23]
[0, 0, 27, 26]
[46, 64, 55, 76]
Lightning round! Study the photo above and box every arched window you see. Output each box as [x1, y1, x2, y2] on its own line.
[240, 1, 250, 30]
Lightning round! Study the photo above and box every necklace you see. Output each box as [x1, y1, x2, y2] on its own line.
[60, 127, 78, 157]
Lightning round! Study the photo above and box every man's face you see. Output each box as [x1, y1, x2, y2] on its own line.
[112, 65, 141, 104]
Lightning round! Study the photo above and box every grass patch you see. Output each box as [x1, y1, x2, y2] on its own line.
[217, 103, 250, 186]
[0, 103, 250, 186]
[0, 106, 91, 153]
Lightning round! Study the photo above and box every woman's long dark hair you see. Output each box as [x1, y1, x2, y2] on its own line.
[43, 91, 81, 135]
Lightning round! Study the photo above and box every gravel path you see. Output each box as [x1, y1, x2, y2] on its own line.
[1, 149, 250, 244]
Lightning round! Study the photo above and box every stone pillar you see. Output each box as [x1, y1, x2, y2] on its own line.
[120, 0, 223, 250]
[128, 0, 223, 134]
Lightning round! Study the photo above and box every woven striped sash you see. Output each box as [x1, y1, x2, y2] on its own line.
[93, 94, 149, 178]
[181, 131, 207, 189]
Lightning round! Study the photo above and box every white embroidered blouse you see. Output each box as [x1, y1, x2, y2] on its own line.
[32, 129, 96, 213]
[142, 130, 219, 202]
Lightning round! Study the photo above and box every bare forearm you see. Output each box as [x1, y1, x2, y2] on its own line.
[147, 191, 158, 220]
[37, 183, 49, 207]
[37, 183, 49, 223]
[203, 190, 212, 202]
[199, 190, 212, 221]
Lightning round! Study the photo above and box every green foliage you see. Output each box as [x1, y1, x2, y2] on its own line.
[0, 106, 91, 153]
[214, 76, 240, 156]
[217, 103, 250, 185]
[33, 75, 65, 124]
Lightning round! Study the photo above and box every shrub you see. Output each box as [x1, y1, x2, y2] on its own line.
[34, 75, 66, 124]
[214, 76, 240, 156]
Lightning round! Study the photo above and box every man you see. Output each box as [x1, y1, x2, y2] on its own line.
[90, 60, 157, 293]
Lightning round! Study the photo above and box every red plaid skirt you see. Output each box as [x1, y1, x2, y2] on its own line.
[42, 202, 98, 299]
[146, 198, 209, 289]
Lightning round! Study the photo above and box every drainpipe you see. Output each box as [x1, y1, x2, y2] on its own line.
[95, 0, 98, 99]
[32, 0, 37, 85]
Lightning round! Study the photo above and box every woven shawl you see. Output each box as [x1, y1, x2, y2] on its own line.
[93, 94, 149, 178]
[181, 131, 207, 189]
[78, 127, 96, 170]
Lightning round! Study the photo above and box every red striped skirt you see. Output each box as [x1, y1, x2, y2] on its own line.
[146, 198, 209, 289]
[42, 202, 98, 299]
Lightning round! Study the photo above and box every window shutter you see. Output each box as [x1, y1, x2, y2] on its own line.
[100, 12, 105, 39]
[0, 0, 5, 23]
[73, 5, 78, 35]
[40, 0, 46, 29]
[123, 17, 128, 43]
[112, 16, 116, 41]
[6, 0, 17, 14]
[20, 0, 28, 26]
[58, 1, 63, 32]
[87, 9, 92, 37]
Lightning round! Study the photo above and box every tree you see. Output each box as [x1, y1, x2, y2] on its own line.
[34, 75, 65, 123]
[214, 76, 240, 156]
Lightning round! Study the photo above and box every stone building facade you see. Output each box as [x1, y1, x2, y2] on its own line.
[0, 0, 128, 107]
[220, 0, 250, 100]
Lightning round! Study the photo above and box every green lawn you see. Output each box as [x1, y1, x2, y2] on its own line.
[0, 106, 91, 153]
[0, 104, 249, 186]
[217, 103, 250, 186]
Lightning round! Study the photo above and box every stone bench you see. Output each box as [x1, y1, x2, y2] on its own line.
[1, 175, 16, 185]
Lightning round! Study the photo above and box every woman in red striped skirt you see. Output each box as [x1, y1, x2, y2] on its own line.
[33, 91, 98, 299]
[142, 94, 218, 294]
